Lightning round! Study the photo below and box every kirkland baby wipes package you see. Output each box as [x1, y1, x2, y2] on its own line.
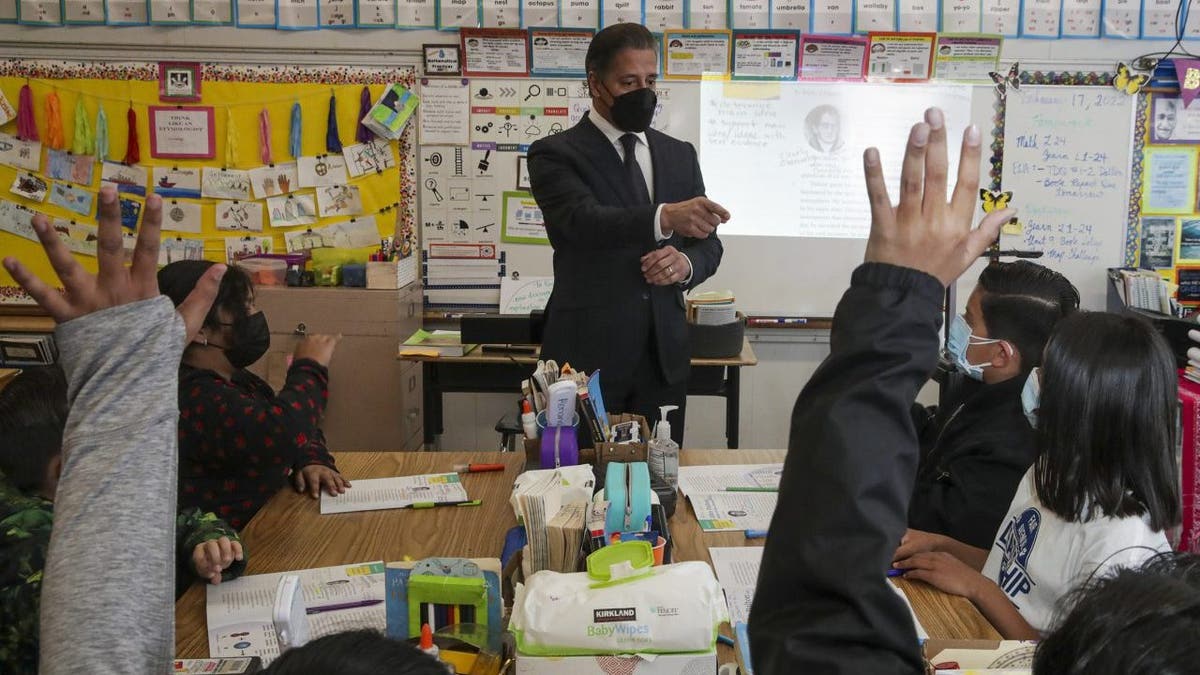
[510, 561, 727, 655]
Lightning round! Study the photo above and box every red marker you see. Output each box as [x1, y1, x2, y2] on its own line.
[453, 463, 505, 473]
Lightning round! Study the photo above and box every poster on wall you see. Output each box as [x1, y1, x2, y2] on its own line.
[148, 106, 216, 159]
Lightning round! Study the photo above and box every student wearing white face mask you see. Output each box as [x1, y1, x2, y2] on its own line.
[906, 261, 1079, 549]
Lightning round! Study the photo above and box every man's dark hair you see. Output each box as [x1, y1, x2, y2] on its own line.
[1035, 552, 1200, 674]
[263, 630, 449, 675]
[585, 23, 657, 80]
[0, 366, 67, 493]
[977, 260, 1080, 374]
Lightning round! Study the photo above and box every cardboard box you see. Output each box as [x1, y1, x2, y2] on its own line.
[515, 650, 716, 675]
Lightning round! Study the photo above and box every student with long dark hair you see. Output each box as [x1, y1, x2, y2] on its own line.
[894, 311, 1181, 639]
[909, 260, 1079, 548]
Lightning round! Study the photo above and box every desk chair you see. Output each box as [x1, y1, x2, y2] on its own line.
[495, 412, 522, 452]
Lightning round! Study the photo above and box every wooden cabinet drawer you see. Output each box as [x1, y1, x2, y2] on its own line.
[398, 360, 423, 445]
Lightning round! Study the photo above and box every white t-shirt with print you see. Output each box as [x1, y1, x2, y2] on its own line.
[981, 468, 1170, 633]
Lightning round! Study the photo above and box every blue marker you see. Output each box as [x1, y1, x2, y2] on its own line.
[744, 529, 769, 539]
[717, 634, 736, 647]
[886, 568, 905, 577]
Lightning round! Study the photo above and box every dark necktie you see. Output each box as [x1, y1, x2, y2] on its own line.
[620, 133, 652, 206]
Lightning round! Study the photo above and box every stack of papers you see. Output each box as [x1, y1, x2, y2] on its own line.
[511, 466, 595, 575]
[927, 641, 1036, 670]
[320, 473, 468, 514]
[546, 502, 588, 573]
[679, 465, 782, 532]
[687, 289, 738, 326]
[206, 561, 386, 665]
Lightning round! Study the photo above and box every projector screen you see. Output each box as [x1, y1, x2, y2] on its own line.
[698, 82, 974, 239]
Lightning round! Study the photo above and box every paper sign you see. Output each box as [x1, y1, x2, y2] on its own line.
[1176, 61, 1200, 110]
[731, 0, 769, 28]
[600, 0, 641, 25]
[1140, 217, 1177, 269]
[319, 0, 353, 25]
[236, 0, 275, 25]
[529, 29, 593, 76]
[20, 0, 62, 23]
[398, 0, 434, 26]
[419, 78, 472, 145]
[215, 200, 265, 231]
[854, 0, 895, 32]
[981, 0, 1018, 34]
[148, 106, 216, 159]
[480, 0, 519, 26]
[1143, 147, 1198, 214]
[500, 275, 554, 313]
[276, 0, 318, 28]
[811, 0, 851, 33]
[664, 30, 733, 79]
[1019, 0, 1060, 36]
[357, 0, 396, 25]
[559, 0, 598, 27]
[897, 0, 936, 30]
[733, 32, 800, 80]
[150, 0, 191, 21]
[1060, 0, 1100, 36]
[1099, 0, 1136, 36]
[192, 0, 232, 22]
[932, 34, 1001, 82]
[798, 35, 867, 80]
[688, 0, 727, 28]
[1150, 96, 1200, 144]
[521, 0, 557, 26]
[940, 0, 981, 32]
[437, 0, 479, 28]
[461, 29, 530, 76]
[1179, 218, 1200, 264]
[118, 197, 142, 230]
[1142, 0, 1176, 38]
[865, 32, 934, 81]
[107, 0, 148, 23]
[645, 0, 683, 30]
[501, 191, 548, 243]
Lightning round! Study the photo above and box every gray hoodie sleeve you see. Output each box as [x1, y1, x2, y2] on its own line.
[39, 296, 185, 674]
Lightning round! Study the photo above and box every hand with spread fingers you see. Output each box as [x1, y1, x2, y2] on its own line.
[2, 186, 225, 339]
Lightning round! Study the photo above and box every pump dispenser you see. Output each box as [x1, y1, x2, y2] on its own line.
[647, 405, 680, 488]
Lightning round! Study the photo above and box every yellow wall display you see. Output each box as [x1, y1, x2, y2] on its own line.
[0, 61, 417, 304]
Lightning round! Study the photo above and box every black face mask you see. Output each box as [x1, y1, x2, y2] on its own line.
[605, 85, 657, 133]
[223, 311, 271, 369]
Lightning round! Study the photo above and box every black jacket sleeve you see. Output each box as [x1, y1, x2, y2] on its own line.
[749, 262, 943, 674]
[676, 143, 723, 291]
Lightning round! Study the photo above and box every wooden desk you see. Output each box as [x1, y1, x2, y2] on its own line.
[672, 449, 1001, 664]
[399, 339, 758, 449]
[174, 451, 523, 658]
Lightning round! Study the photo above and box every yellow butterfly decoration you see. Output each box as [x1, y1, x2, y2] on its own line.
[979, 189, 1013, 213]
[1113, 62, 1150, 96]
[1002, 216, 1023, 236]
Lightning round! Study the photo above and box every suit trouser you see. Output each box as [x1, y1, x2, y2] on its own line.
[602, 330, 687, 447]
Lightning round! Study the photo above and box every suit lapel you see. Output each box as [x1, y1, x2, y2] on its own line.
[576, 113, 637, 207]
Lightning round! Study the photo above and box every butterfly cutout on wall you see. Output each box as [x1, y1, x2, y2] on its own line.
[980, 189, 1013, 213]
[1113, 62, 1150, 95]
[989, 63, 1020, 101]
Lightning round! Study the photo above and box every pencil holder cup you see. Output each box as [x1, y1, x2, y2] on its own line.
[539, 424, 580, 469]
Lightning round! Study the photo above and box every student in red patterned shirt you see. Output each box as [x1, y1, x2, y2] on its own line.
[158, 261, 351, 530]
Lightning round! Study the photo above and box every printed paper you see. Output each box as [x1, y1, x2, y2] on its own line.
[236, 0, 275, 24]
[521, 0, 556, 25]
[277, 0, 319, 28]
[1019, 0, 1060, 36]
[811, 0, 851, 33]
[897, 0, 937, 30]
[731, 0, 769, 28]
[940, 0, 981, 32]
[981, 0, 1018, 34]
[481, 0, 519, 26]
[600, 0, 640, 25]
[854, 0, 894, 31]
[1143, 148, 1198, 214]
[356, 0, 395, 25]
[866, 33, 934, 81]
[319, 0, 353, 24]
[1142, 0, 1176, 38]
[558, 0, 598, 27]
[687, 0, 727, 28]
[664, 31, 733, 78]
[63, 0, 105, 22]
[436, 0, 478, 27]
[396, 0, 434, 26]
[1060, 0, 1099, 36]
[107, 0, 149, 23]
[191, 0, 232, 22]
[149, 0, 191, 23]
[798, 35, 866, 80]
[932, 35, 1001, 82]
[418, 78, 471, 145]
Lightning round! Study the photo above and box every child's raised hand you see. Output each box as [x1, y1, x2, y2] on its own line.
[193, 536, 244, 584]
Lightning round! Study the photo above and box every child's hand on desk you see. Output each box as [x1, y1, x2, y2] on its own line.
[891, 551, 986, 601]
[294, 464, 351, 499]
[193, 536, 244, 585]
[293, 334, 342, 368]
[893, 528, 947, 562]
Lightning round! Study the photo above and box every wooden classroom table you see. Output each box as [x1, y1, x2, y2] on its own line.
[672, 449, 1002, 666]
[399, 338, 758, 449]
[174, 451, 523, 659]
[175, 449, 999, 661]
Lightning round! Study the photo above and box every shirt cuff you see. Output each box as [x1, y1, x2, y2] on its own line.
[653, 204, 669, 242]
[679, 253, 693, 286]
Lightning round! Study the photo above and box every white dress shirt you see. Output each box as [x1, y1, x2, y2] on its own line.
[588, 103, 692, 284]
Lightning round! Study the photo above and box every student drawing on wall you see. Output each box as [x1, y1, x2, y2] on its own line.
[805, 104, 844, 154]
[1154, 97, 1179, 142]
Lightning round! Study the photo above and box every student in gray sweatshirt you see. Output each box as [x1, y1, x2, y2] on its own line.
[2, 187, 225, 674]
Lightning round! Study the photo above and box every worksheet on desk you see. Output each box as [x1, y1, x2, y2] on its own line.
[677, 464, 783, 496]
[691, 492, 778, 532]
[709, 547, 763, 625]
[206, 561, 386, 665]
[320, 473, 468, 514]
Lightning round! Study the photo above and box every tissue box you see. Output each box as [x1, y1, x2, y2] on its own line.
[516, 651, 715, 675]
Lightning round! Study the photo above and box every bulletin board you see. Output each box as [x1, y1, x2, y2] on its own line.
[0, 59, 417, 305]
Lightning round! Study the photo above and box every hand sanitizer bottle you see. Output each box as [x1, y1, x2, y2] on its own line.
[647, 405, 680, 488]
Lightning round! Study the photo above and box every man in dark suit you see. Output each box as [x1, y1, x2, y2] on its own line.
[528, 23, 729, 445]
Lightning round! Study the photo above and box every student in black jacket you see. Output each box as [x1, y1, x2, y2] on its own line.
[749, 107, 1014, 673]
[908, 261, 1079, 548]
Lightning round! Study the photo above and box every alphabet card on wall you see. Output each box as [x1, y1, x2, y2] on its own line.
[215, 200, 265, 231]
[101, 161, 149, 196]
[201, 167, 252, 200]
[153, 167, 202, 198]
[162, 199, 203, 233]
[267, 193, 318, 228]
[10, 173, 48, 202]
[297, 155, 350, 187]
[317, 184, 364, 217]
[0, 132, 41, 172]
[248, 162, 299, 199]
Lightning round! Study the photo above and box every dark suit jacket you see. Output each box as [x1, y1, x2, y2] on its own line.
[527, 114, 722, 387]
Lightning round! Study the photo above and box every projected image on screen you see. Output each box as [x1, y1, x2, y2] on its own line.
[699, 82, 973, 239]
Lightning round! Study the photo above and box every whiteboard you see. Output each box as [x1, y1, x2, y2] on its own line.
[474, 81, 1135, 316]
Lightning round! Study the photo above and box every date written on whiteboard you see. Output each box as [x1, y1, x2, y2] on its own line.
[1071, 92, 1124, 111]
